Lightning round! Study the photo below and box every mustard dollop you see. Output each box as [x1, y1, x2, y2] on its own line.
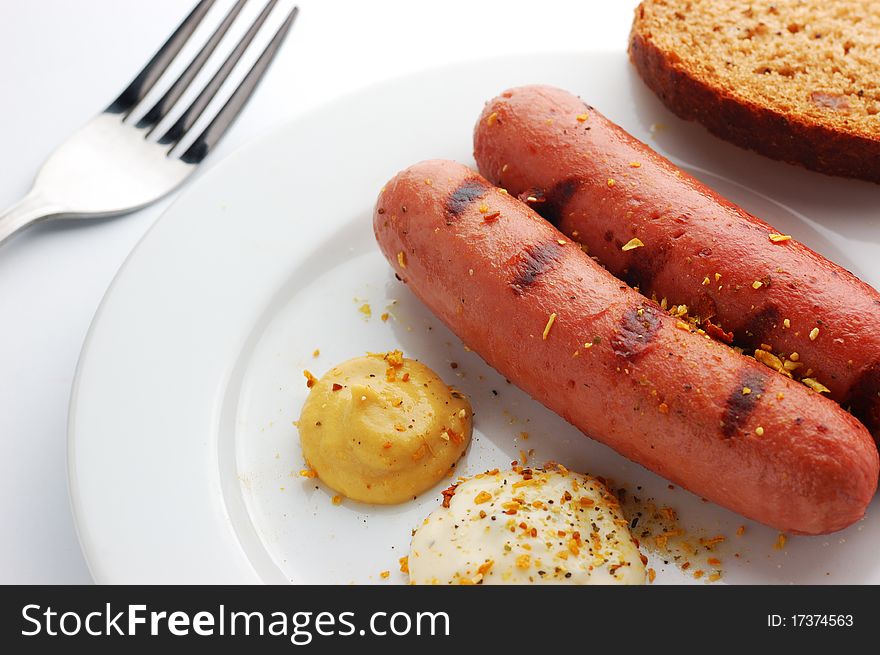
[298, 351, 472, 504]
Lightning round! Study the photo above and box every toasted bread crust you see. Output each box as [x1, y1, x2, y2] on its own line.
[629, 10, 880, 183]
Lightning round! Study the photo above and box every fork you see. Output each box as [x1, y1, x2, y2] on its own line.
[0, 0, 298, 247]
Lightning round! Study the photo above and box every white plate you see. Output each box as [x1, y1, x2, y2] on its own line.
[69, 51, 880, 584]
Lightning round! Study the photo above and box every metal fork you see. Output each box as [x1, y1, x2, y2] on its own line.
[0, 0, 298, 247]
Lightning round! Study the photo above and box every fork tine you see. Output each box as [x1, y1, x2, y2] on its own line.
[179, 5, 298, 164]
[158, 0, 280, 147]
[138, 0, 248, 131]
[107, 0, 215, 116]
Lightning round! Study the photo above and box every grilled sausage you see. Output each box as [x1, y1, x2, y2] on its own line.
[473, 84, 880, 440]
[373, 159, 878, 535]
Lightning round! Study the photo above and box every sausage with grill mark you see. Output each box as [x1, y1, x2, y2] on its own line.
[473, 84, 880, 441]
[373, 159, 878, 535]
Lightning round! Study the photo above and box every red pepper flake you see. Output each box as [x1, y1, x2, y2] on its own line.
[410, 443, 428, 461]
[704, 318, 734, 344]
[446, 429, 464, 445]
[331, 383, 343, 392]
[303, 370, 319, 388]
[441, 484, 458, 508]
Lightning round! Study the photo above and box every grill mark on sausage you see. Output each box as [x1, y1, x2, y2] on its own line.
[611, 305, 662, 359]
[740, 304, 781, 346]
[721, 371, 768, 438]
[518, 178, 580, 227]
[542, 178, 580, 226]
[445, 178, 490, 218]
[846, 361, 880, 435]
[510, 241, 564, 294]
[622, 240, 672, 291]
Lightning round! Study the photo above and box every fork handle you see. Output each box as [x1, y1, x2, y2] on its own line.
[0, 192, 61, 247]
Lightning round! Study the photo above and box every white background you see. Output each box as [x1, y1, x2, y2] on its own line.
[0, 0, 639, 583]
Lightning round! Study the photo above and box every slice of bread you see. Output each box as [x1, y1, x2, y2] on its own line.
[629, 0, 880, 182]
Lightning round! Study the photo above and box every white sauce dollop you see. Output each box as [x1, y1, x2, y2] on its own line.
[409, 466, 646, 585]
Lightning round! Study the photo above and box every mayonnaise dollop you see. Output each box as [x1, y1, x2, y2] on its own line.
[409, 466, 646, 584]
